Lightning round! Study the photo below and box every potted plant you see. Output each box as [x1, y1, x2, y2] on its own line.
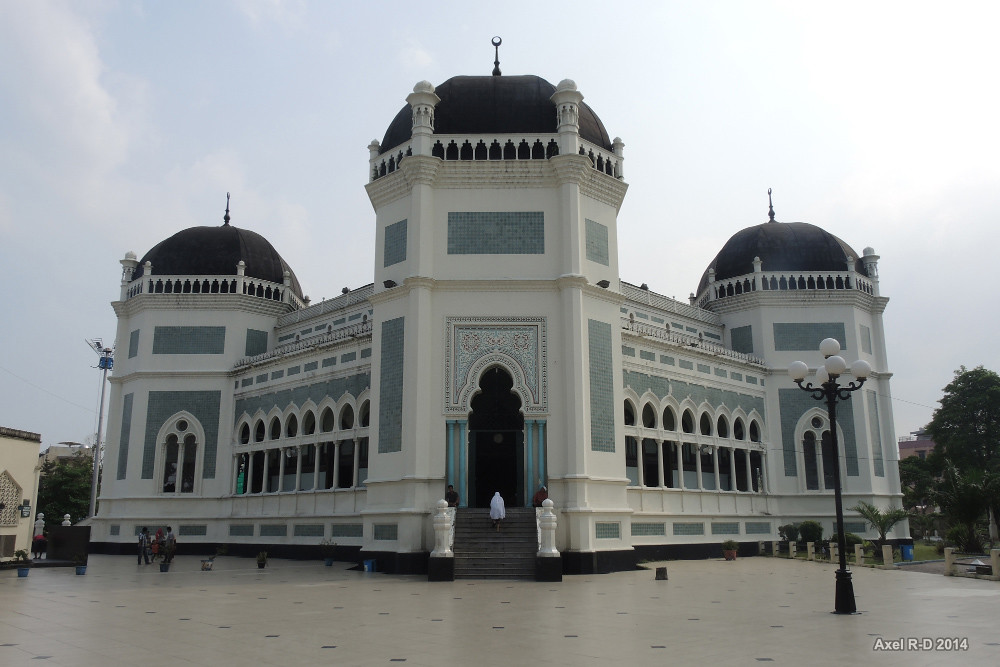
[722, 539, 739, 561]
[202, 546, 225, 571]
[319, 539, 337, 566]
[256, 551, 268, 569]
[14, 549, 31, 577]
[73, 553, 88, 575]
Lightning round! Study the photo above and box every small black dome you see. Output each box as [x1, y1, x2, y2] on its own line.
[380, 75, 612, 154]
[698, 221, 868, 294]
[135, 225, 303, 299]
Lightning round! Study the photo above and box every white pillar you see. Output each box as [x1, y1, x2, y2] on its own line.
[712, 446, 720, 491]
[294, 445, 303, 491]
[537, 499, 559, 556]
[744, 449, 753, 493]
[332, 441, 341, 489]
[656, 439, 664, 487]
[247, 451, 255, 494]
[312, 444, 321, 490]
[278, 448, 287, 492]
[729, 447, 737, 491]
[676, 443, 685, 489]
[431, 500, 453, 557]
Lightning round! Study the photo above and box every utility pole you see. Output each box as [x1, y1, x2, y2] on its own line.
[86, 339, 114, 518]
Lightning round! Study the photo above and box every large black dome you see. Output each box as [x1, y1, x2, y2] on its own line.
[697, 221, 868, 294]
[380, 75, 612, 154]
[135, 225, 303, 299]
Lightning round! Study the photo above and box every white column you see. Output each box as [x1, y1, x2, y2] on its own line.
[712, 446, 720, 491]
[744, 449, 753, 494]
[295, 445, 303, 491]
[676, 443, 685, 489]
[695, 444, 704, 490]
[247, 451, 255, 494]
[352, 439, 360, 488]
[332, 442, 341, 489]
[656, 439, 664, 487]
[729, 447, 737, 491]
[816, 440, 826, 491]
[176, 441, 185, 494]
[312, 444, 321, 490]
[278, 448, 287, 492]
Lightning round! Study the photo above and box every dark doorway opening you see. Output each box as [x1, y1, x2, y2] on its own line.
[468, 367, 524, 508]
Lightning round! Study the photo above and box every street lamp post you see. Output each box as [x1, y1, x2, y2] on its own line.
[788, 338, 871, 615]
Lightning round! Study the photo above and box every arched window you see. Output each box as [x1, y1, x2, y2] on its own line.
[239, 423, 250, 445]
[320, 407, 334, 432]
[302, 411, 316, 436]
[159, 416, 201, 494]
[286, 414, 298, 438]
[340, 404, 355, 430]
[359, 401, 371, 428]
[734, 418, 746, 440]
[642, 403, 656, 428]
[749, 420, 761, 443]
[700, 413, 712, 436]
[716, 416, 729, 439]
[269, 417, 281, 440]
[681, 410, 695, 434]
[624, 400, 636, 426]
[663, 407, 676, 431]
[254, 420, 265, 443]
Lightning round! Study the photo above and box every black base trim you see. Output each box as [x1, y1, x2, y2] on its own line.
[427, 557, 455, 581]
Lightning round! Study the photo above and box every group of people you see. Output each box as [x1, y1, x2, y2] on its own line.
[444, 484, 548, 533]
[138, 526, 175, 565]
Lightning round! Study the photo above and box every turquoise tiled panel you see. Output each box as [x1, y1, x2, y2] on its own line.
[711, 522, 740, 535]
[640, 350, 655, 361]
[278, 333, 295, 342]
[747, 376, 758, 385]
[622, 346, 635, 357]
[679, 360, 694, 370]
[384, 218, 407, 267]
[745, 522, 771, 534]
[179, 525, 207, 536]
[233, 373, 370, 426]
[621, 370, 766, 420]
[341, 352, 356, 363]
[714, 368, 727, 377]
[635, 312, 649, 320]
[271, 370, 284, 380]
[860, 324, 873, 355]
[588, 319, 615, 453]
[585, 218, 610, 266]
[651, 316, 664, 324]
[322, 357, 336, 367]
[333, 318, 346, 325]
[287, 366, 301, 376]
[697, 363, 711, 374]
[595, 522, 621, 539]
[245, 329, 268, 356]
[361, 348, 372, 359]
[631, 522, 666, 536]
[374, 524, 398, 541]
[128, 330, 140, 358]
[731, 325, 753, 354]
[673, 522, 705, 536]
[868, 390, 885, 477]
[304, 361, 318, 372]
[660, 356, 675, 365]
[293, 524, 324, 537]
[772, 323, 847, 352]
[730, 372, 743, 381]
[260, 524, 287, 537]
[447, 211, 544, 255]
[348, 313, 362, 321]
[844, 521, 867, 534]
[142, 391, 221, 479]
[300, 328, 311, 336]
[153, 326, 225, 354]
[109, 525, 120, 536]
[620, 307, 629, 314]
[778, 388, 857, 477]
[672, 322, 684, 329]
[255, 374, 268, 384]
[116, 393, 133, 480]
[241, 378, 253, 387]
[229, 524, 254, 537]
[704, 332, 721, 341]
[331, 524, 364, 538]
[685, 326, 698, 333]
[379, 317, 405, 453]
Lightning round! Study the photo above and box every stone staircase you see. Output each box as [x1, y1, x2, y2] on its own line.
[453, 507, 537, 579]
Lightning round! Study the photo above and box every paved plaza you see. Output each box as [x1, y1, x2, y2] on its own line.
[2, 555, 997, 666]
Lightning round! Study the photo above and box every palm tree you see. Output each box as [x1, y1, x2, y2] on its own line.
[850, 500, 909, 559]
[935, 463, 988, 553]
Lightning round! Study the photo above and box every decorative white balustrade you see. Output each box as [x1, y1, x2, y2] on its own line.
[122, 273, 304, 308]
[621, 317, 767, 366]
[696, 269, 876, 308]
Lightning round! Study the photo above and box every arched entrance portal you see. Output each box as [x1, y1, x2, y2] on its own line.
[468, 367, 524, 508]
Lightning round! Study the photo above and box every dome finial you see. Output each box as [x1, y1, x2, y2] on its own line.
[767, 187, 776, 223]
[492, 36, 502, 76]
[224, 192, 231, 226]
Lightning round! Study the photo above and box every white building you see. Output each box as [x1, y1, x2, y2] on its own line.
[94, 66, 903, 574]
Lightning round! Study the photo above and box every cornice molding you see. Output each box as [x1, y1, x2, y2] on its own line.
[112, 294, 294, 318]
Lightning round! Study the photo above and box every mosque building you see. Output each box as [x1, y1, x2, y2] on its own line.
[93, 52, 904, 574]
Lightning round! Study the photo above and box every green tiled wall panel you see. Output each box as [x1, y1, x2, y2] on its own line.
[384, 219, 407, 267]
[622, 370, 766, 419]
[128, 330, 140, 358]
[116, 393, 133, 480]
[673, 522, 705, 536]
[731, 325, 753, 354]
[585, 218, 610, 266]
[778, 388, 857, 477]
[234, 373, 371, 426]
[447, 211, 544, 255]
[773, 323, 847, 352]
[152, 326, 225, 354]
[331, 524, 364, 538]
[745, 522, 771, 534]
[378, 317, 405, 453]
[142, 390, 221, 480]
[245, 329, 268, 356]
[868, 390, 885, 477]
[595, 522, 621, 539]
[588, 319, 616, 452]
[711, 522, 740, 535]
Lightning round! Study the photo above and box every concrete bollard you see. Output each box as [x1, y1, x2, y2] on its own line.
[855, 543, 865, 566]
[430, 499, 453, 557]
[758, 541, 765, 555]
[62, 514, 72, 526]
[944, 547, 955, 576]
[830, 542, 838, 562]
[655, 566, 668, 580]
[789, 542, 797, 559]
[882, 544, 894, 569]
[990, 549, 999, 580]
[807, 542, 815, 561]
[771, 541, 780, 557]
[537, 499, 558, 557]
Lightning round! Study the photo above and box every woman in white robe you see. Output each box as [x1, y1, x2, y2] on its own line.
[489, 491, 506, 531]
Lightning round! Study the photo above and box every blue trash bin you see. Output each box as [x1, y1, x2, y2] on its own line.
[901, 544, 914, 561]
[363, 559, 376, 572]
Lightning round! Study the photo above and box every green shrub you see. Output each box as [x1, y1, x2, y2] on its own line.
[721, 539, 739, 551]
[778, 523, 799, 543]
[798, 520, 823, 544]
[829, 532, 864, 547]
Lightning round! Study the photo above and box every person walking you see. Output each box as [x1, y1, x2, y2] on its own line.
[489, 491, 505, 532]
[138, 527, 151, 565]
[163, 526, 176, 563]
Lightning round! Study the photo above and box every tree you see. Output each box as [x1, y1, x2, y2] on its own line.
[898, 456, 937, 511]
[926, 366, 1000, 474]
[849, 500, 908, 558]
[37, 452, 92, 526]
[934, 464, 988, 553]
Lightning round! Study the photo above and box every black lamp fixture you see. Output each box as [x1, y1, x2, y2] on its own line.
[788, 338, 871, 615]
[597, 280, 610, 288]
[383, 280, 397, 288]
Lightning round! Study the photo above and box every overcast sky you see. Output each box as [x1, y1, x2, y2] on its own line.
[2, 1, 997, 451]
